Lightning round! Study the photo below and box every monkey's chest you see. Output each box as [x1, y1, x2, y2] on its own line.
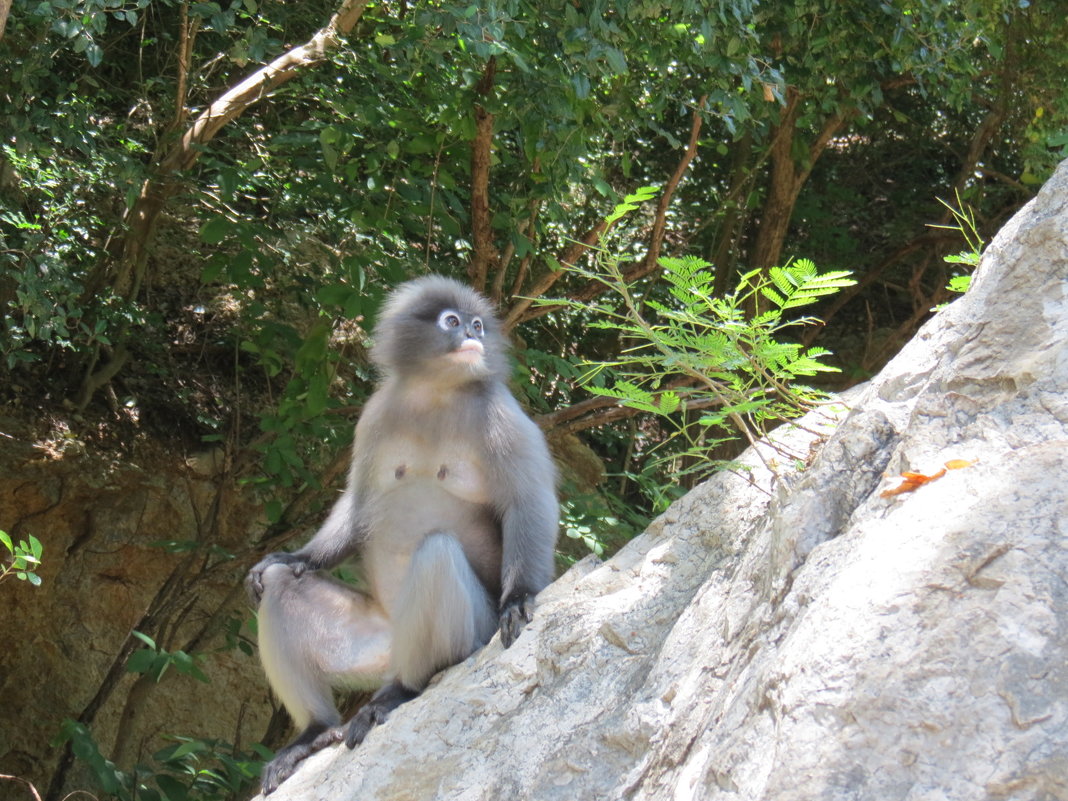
[371, 439, 492, 506]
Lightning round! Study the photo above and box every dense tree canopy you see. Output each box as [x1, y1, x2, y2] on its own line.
[3, 0, 1065, 463]
[1, 0, 1066, 797]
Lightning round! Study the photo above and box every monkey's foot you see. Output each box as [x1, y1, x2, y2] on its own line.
[261, 725, 344, 795]
[344, 681, 420, 748]
[499, 591, 536, 647]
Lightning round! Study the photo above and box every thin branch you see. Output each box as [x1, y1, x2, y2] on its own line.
[493, 193, 540, 304]
[0, 775, 42, 801]
[798, 107, 854, 190]
[538, 391, 724, 437]
[171, 2, 199, 132]
[424, 138, 446, 271]
[502, 219, 609, 331]
[510, 98, 707, 327]
[799, 230, 958, 347]
[977, 165, 1030, 195]
[536, 393, 621, 432]
[632, 94, 708, 280]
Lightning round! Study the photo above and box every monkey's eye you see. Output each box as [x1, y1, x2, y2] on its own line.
[472, 317, 483, 335]
[437, 310, 462, 330]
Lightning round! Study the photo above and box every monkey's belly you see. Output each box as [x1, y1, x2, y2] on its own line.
[364, 481, 501, 618]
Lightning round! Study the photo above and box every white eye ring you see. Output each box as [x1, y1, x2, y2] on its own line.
[437, 310, 461, 330]
[472, 317, 483, 335]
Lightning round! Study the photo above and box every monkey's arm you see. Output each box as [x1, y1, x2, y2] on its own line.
[247, 405, 383, 605]
[497, 487, 557, 646]
[490, 395, 559, 647]
[245, 487, 368, 604]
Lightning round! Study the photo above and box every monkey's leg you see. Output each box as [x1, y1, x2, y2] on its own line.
[344, 532, 496, 747]
[257, 563, 391, 793]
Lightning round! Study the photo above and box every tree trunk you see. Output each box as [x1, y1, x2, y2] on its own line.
[749, 88, 854, 276]
[748, 89, 801, 274]
[468, 57, 498, 293]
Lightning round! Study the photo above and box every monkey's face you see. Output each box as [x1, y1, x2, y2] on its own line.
[435, 308, 486, 367]
[372, 276, 508, 383]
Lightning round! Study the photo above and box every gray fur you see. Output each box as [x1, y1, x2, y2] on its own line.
[246, 276, 559, 793]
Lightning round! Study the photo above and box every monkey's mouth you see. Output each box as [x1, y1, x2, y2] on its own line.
[450, 339, 484, 364]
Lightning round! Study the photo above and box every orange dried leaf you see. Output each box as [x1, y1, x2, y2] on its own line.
[881, 457, 977, 499]
[879, 467, 946, 498]
[880, 482, 916, 498]
[900, 469, 946, 481]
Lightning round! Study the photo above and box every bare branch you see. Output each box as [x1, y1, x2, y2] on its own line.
[0, 0, 11, 42]
[162, 0, 371, 173]
[171, 2, 200, 132]
[0, 774, 42, 801]
[537, 390, 723, 437]
[632, 94, 708, 281]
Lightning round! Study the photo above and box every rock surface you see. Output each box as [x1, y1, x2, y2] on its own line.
[0, 439, 274, 795]
[263, 161, 1068, 801]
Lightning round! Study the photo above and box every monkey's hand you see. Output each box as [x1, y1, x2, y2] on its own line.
[499, 592, 536, 648]
[245, 552, 311, 606]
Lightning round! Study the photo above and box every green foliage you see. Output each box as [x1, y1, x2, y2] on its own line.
[49, 628, 264, 800]
[126, 631, 211, 684]
[557, 491, 639, 562]
[53, 719, 267, 801]
[543, 190, 855, 483]
[0, 530, 43, 586]
[0, 143, 137, 369]
[932, 194, 986, 299]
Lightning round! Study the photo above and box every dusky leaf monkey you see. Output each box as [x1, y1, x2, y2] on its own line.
[245, 276, 559, 794]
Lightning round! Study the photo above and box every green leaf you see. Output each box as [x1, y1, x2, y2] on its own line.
[658, 391, 680, 414]
[315, 283, 355, 307]
[947, 275, 971, 294]
[199, 217, 231, 245]
[604, 47, 628, 74]
[127, 648, 158, 674]
[605, 185, 658, 225]
[132, 630, 158, 649]
[156, 774, 190, 801]
[264, 499, 283, 524]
